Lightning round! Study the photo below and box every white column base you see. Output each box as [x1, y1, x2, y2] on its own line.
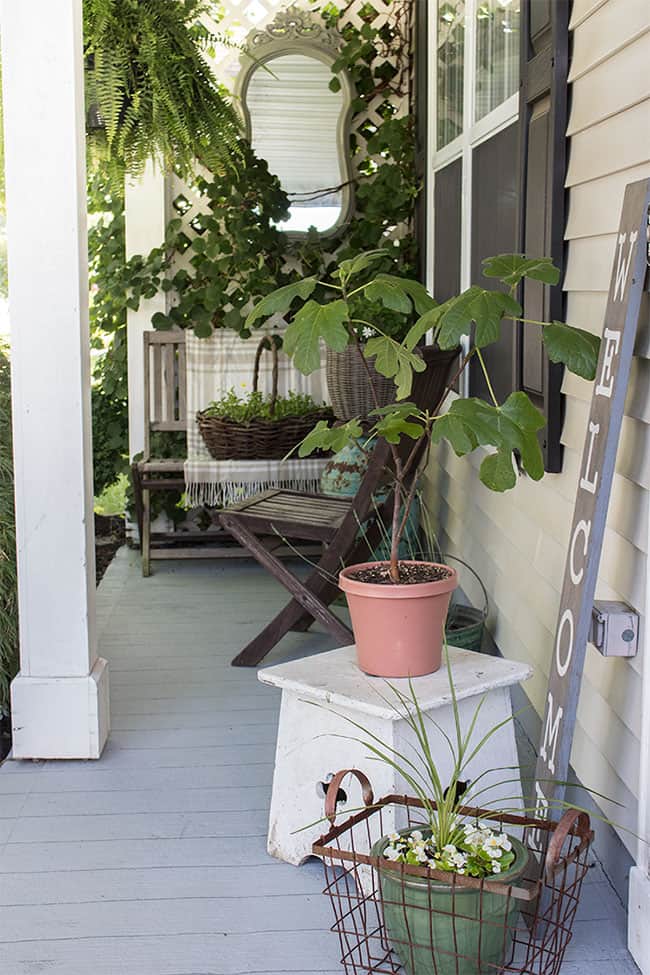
[10, 657, 110, 760]
[629, 866, 650, 974]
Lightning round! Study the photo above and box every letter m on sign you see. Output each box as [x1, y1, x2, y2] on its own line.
[534, 179, 650, 820]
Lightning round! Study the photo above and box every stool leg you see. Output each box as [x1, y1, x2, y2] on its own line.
[142, 488, 151, 578]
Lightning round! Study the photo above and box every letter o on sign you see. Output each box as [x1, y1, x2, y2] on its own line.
[555, 609, 574, 677]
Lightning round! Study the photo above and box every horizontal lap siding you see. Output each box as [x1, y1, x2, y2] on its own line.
[427, 1, 650, 855]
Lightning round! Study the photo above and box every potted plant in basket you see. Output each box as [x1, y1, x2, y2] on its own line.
[246, 251, 600, 678]
[196, 336, 333, 461]
[314, 649, 605, 975]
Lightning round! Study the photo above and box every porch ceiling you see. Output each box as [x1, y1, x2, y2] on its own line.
[0, 549, 637, 975]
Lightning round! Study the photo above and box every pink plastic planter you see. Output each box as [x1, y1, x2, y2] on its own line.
[339, 561, 458, 678]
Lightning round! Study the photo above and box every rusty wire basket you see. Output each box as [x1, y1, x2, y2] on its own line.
[313, 770, 593, 975]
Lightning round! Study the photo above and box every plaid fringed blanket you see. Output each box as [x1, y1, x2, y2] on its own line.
[184, 330, 329, 507]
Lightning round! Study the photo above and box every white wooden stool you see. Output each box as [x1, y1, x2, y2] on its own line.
[258, 645, 532, 865]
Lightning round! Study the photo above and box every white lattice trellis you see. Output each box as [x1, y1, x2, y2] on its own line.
[169, 0, 414, 274]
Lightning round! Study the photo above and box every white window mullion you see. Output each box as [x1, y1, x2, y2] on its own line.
[457, 0, 477, 395]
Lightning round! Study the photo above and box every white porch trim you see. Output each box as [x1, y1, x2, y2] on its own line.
[1, 0, 109, 758]
[630, 390, 650, 969]
[125, 162, 168, 464]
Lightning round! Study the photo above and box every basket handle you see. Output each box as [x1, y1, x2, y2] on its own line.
[544, 808, 592, 879]
[324, 768, 374, 825]
[442, 553, 489, 616]
[253, 335, 279, 416]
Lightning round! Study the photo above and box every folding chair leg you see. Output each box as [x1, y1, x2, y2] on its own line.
[142, 488, 151, 578]
[222, 516, 352, 666]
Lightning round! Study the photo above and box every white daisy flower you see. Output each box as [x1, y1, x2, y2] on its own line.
[361, 326, 376, 339]
[492, 862, 502, 874]
[388, 832, 400, 842]
[384, 846, 401, 861]
[410, 830, 423, 842]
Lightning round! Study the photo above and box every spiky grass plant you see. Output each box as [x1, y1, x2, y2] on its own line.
[318, 644, 623, 877]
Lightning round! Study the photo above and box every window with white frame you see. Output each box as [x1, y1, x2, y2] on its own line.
[427, 0, 569, 468]
[430, 0, 519, 293]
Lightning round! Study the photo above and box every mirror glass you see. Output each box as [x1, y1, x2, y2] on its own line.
[245, 53, 346, 234]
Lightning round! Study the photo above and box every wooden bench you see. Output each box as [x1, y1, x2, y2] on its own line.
[131, 331, 188, 576]
[131, 330, 325, 575]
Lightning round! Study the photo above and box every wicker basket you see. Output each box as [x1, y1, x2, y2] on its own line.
[326, 344, 396, 421]
[197, 336, 333, 461]
[326, 344, 461, 421]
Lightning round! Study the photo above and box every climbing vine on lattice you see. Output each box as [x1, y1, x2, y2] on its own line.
[89, 0, 419, 492]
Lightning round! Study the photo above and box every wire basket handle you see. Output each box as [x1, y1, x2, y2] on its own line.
[253, 335, 279, 416]
[324, 768, 374, 825]
[545, 808, 593, 879]
[441, 553, 489, 617]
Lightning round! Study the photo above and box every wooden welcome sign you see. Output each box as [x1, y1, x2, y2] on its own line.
[534, 178, 650, 825]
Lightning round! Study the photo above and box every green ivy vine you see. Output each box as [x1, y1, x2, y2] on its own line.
[89, 0, 421, 494]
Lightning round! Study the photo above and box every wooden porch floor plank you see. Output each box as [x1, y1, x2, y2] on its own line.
[0, 549, 634, 975]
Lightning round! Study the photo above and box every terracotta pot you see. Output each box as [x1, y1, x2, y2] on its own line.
[339, 561, 458, 677]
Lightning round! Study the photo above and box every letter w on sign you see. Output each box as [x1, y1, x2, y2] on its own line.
[534, 178, 650, 823]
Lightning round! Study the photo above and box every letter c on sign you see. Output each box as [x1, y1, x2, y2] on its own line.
[570, 520, 591, 585]
[555, 609, 574, 677]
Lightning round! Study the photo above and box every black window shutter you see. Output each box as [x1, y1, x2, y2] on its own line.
[517, 0, 570, 472]
[413, 0, 428, 284]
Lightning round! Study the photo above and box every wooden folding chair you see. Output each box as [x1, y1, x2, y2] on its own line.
[220, 442, 395, 666]
[220, 346, 459, 667]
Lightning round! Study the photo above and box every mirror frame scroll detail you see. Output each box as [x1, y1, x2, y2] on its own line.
[235, 5, 355, 240]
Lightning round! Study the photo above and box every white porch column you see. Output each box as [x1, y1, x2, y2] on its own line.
[1, 0, 109, 759]
[126, 163, 168, 463]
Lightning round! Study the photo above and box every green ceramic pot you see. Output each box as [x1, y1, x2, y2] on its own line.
[371, 828, 529, 975]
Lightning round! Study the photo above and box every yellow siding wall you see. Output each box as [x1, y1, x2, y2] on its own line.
[425, 0, 650, 853]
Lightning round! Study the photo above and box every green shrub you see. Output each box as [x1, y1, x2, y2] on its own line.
[202, 389, 325, 424]
[0, 346, 18, 715]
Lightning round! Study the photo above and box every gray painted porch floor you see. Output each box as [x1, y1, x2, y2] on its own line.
[0, 548, 638, 975]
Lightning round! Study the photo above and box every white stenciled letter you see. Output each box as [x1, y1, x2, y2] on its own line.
[555, 608, 574, 677]
[540, 692, 564, 775]
[613, 231, 638, 302]
[531, 782, 550, 846]
[579, 421, 600, 494]
[595, 328, 621, 398]
[570, 519, 591, 585]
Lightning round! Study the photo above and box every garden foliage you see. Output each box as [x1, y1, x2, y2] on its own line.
[0, 346, 18, 715]
[84, 0, 242, 183]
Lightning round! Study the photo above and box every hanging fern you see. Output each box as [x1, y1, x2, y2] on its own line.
[84, 0, 242, 181]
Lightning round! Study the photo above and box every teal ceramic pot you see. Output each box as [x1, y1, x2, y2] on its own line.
[320, 440, 420, 559]
[371, 828, 529, 975]
[320, 440, 368, 497]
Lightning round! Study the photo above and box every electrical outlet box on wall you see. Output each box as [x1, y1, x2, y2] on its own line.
[590, 601, 639, 658]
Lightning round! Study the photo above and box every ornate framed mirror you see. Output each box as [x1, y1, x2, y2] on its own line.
[235, 7, 355, 238]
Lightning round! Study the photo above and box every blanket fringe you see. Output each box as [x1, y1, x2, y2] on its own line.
[184, 477, 324, 510]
